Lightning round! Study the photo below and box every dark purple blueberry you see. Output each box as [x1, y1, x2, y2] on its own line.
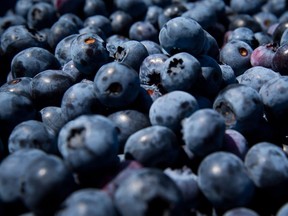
[159, 17, 206, 56]
[30, 69, 74, 109]
[54, 34, 78, 66]
[20, 154, 76, 215]
[182, 108, 226, 157]
[272, 43, 288, 75]
[53, 0, 86, 16]
[198, 151, 255, 212]
[239, 66, 280, 92]
[58, 115, 119, 174]
[11, 47, 61, 78]
[149, 90, 198, 132]
[94, 62, 140, 108]
[113, 40, 149, 72]
[70, 33, 110, 76]
[139, 53, 168, 86]
[124, 125, 181, 168]
[220, 40, 253, 76]
[250, 43, 277, 68]
[84, 15, 112, 37]
[272, 21, 288, 45]
[109, 10, 133, 36]
[160, 52, 201, 92]
[114, 168, 185, 215]
[61, 79, 105, 122]
[108, 109, 151, 153]
[83, 0, 108, 17]
[56, 189, 117, 216]
[129, 21, 158, 42]
[0, 149, 46, 215]
[213, 84, 264, 135]
[0, 77, 32, 99]
[27, 2, 58, 30]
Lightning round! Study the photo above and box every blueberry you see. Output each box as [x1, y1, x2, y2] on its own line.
[220, 40, 253, 76]
[108, 109, 151, 153]
[114, 168, 185, 216]
[124, 125, 181, 168]
[109, 10, 133, 36]
[219, 64, 238, 89]
[61, 60, 84, 83]
[229, 14, 262, 33]
[145, 5, 163, 28]
[182, 108, 226, 157]
[56, 189, 117, 216]
[160, 52, 201, 92]
[129, 21, 158, 42]
[140, 40, 163, 55]
[139, 53, 168, 86]
[277, 203, 288, 216]
[27, 2, 58, 30]
[0, 14, 26, 35]
[250, 43, 277, 68]
[54, 34, 78, 66]
[230, 0, 265, 14]
[253, 11, 278, 32]
[0, 149, 45, 215]
[0, 77, 32, 99]
[58, 114, 119, 174]
[84, 15, 112, 37]
[272, 43, 288, 75]
[70, 33, 109, 76]
[223, 207, 260, 216]
[159, 17, 206, 56]
[239, 66, 280, 92]
[198, 151, 255, 212]
[8, 120, 56, 154]
[20, 154, 76, 215]
[30, 69, 74, 109]
[227, 27, 259, 49]
[254, 32, 273, 45]
[93, 62, 140, 108]
[58, 13, 84, 30]
[83, 0, 108, 17]
[114, 0, 148, 20]
[113, 40, 149, 72]
[149, 90, 198, 132]
[11, 47, 61, 78]
[61, 79, 104, 122]
[78, 25, 106, 40]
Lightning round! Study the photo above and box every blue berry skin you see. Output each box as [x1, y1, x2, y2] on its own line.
[159, 17, 206, 56]
[114, 168, 185, 216]
[250, 43, 276, 68]
[213, 84, 264, 135]
[106, 35, 129, 57]
[140, 84, 162, 101]
[0, 92, 37, 143]
[227, 27, 259, 49]
[47, 18, 79, 51]
[114, 0, 148, 20]
[193, 55, 223, 100]
[83, 0, 108, 17]
[27, 2, 58, 30]
[61, 60, 84, 83]
[54, 34, 78, 66]
[223, 207, 259, 216]
[220, 40, 253, 76]
[239, 66, 280, 92]
[108, 109, 151, 153]
[230, 0, 264, 14]
[254, 32, 272, 45]
[139, 53, 168, 86]
[58, 115, 119, 174]
[145, 5, 163, 28]
[259, 76, 288, 132]
[94, 62, 141, 108]
[219, 64, 237, 89]
[109, 10, 133, 36]
[0, 14, 26, 35]
[124, 125, 181, 168]
[0, 149, 45, 215]
[140, 40, 163, 55]
[228, 14, 262, 33]
[11, 47, 61, 78]
[254, 11, 278, 33]
[198, 151, 255, 212]
[61, 79, 104, 122]
[1, 25, 48, 59]
[182, 108, 226, 157]
[70, 33, 110, 76]
[160, 52, 201, 92]
[0, 77, 32, 99]
[202, 30, 220, 61]
[8, 120, 56, 154]
[84, 15, 112, 37]
[56, 189, 117, 216]
[149, 90, 199, 132]
[40, 106, 67, 136]
[129, 21, 158, 42]
[79, 26, 106, 41]
[277, 203, 288, 216]
[58, 13, 84, 30]
[20, 154, 76, 215]
[113, 40, 149, 72]
[30, 69, 74, 109]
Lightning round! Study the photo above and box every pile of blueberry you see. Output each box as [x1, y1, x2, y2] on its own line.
[1, 0, 288, 215]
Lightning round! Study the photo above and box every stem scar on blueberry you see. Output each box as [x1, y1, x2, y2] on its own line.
[106, 82, 123, 95]
[167, 58, 184, 75]
[114, 46, 126, 61]
[67, 127, 86, 149]
[84, 37, 96, 44]
[9, 78, 22, 85]
[239, 47, 248, 57]
[215, 102, 236, 128]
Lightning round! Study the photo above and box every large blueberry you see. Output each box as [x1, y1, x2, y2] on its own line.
[159, 17, 206, 56]
[182, 108, 226, 157]
[94, 62, 141, 108]
[149, 90, 198, 132]
[58, 115, 119, 174]
[198, 151, 255, 212]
